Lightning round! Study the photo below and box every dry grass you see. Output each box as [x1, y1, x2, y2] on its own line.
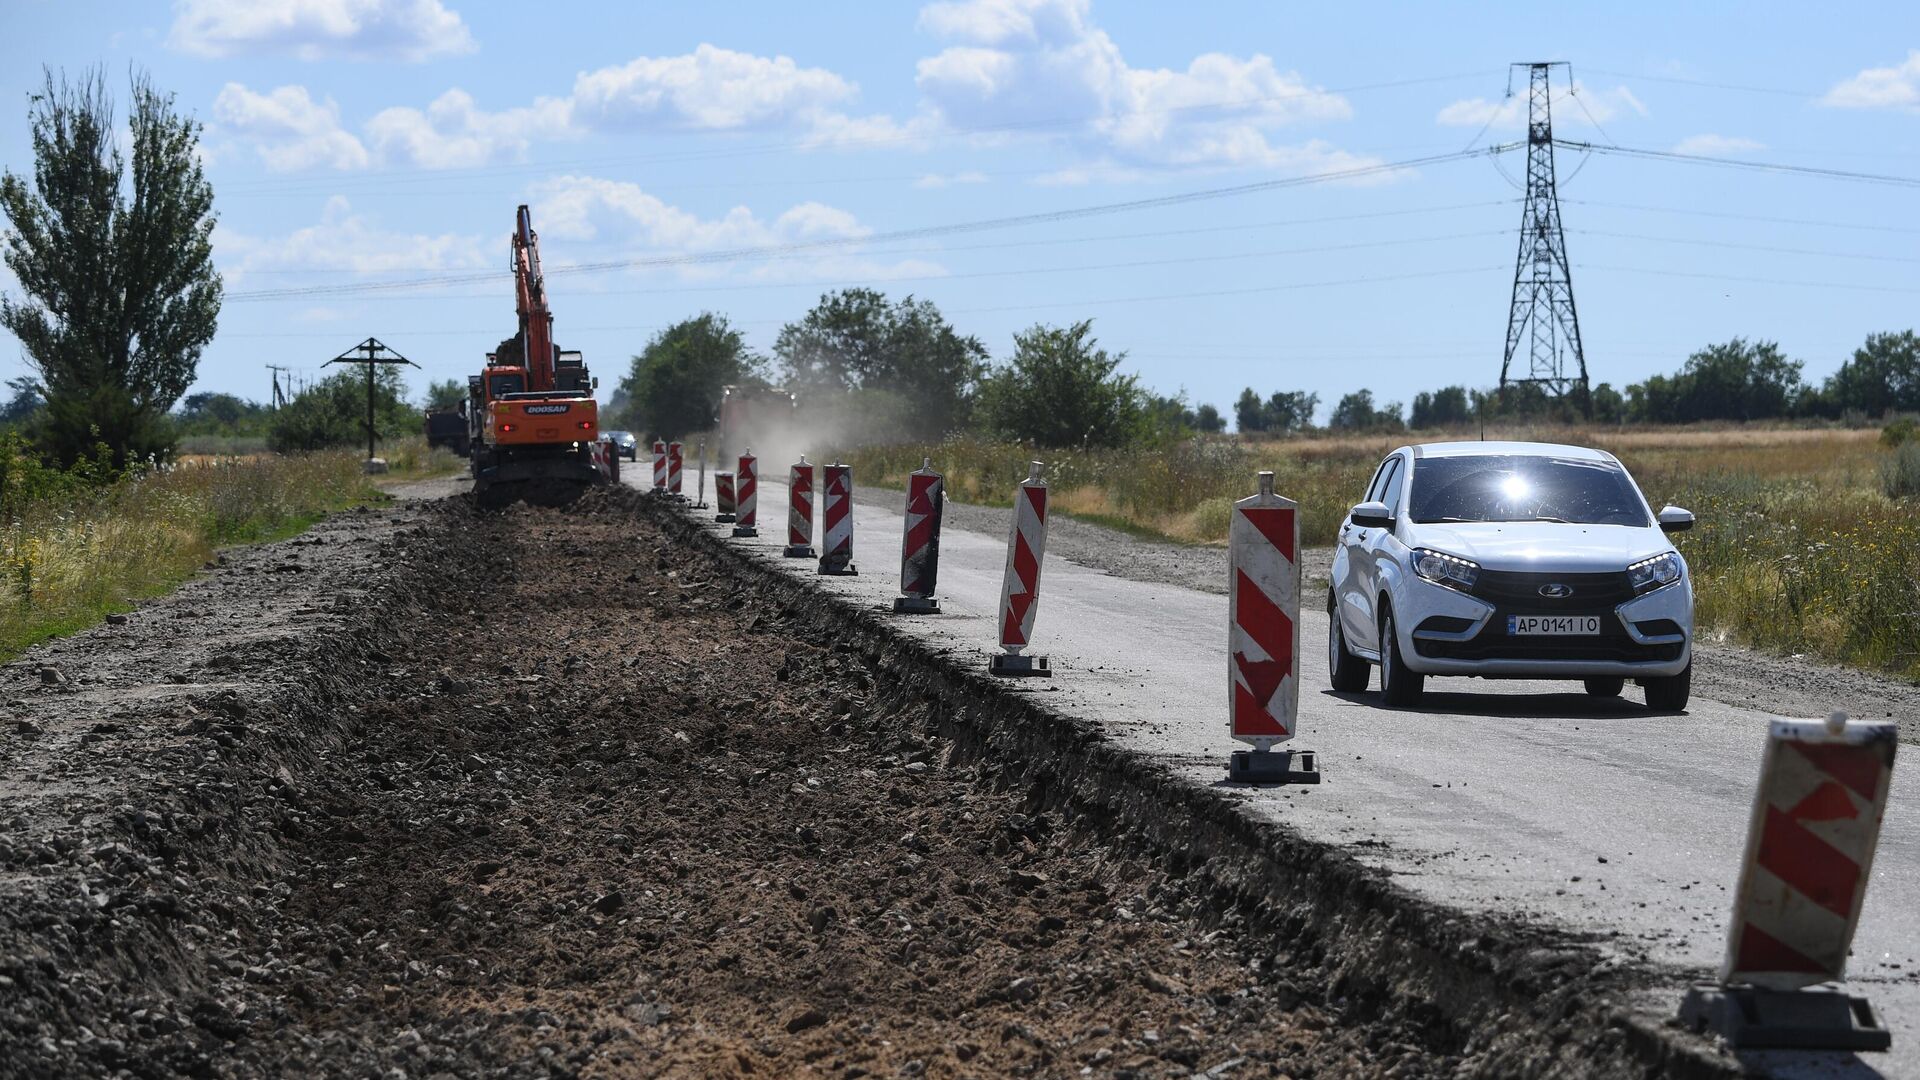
[840, 426, 1920, 681]
[0, 451, 386, 660]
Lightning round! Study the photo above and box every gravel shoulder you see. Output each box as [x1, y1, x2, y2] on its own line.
[853, 482, 1920, 743]
[0, 487, 1464, 1077]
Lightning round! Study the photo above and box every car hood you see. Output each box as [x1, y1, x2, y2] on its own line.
[1408, 521, 1671, 572]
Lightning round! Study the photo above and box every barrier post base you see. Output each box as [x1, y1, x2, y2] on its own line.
[1679, 984, 1891, 1051]
[818, 560, 857, 576]
[715, 513, 736, 524]
[893, 595, 941, 614]
[783, 545, 815, 558]
[1228, 748, 1321, 785]
[732, 526, 758, 538]
[989, 651, 1049, 678]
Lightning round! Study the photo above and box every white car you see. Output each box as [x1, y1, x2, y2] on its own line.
[1328, 441, 1696, 711]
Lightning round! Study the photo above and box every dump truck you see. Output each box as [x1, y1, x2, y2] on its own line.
[468, 205, 614, 506]
[424, 406, 470, 456]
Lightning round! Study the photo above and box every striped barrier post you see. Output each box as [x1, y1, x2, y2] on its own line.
[651, 440, 667, 491]
[989, 462, 1050, 678]
[693, 439, 709, 509]
[818, 462, 856, 576]
[666, 441, 684, 497]
[1680, 711, 1896, 1049]
[715, 471, 736, 523]
[784, 455, 816, 559]
[893, 458, 942, 614]
[731, 451, 758, 538]
[1226, 471, 1318, 784]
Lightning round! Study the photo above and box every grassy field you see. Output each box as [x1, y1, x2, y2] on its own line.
[841, 425, 1920, 681]
[0, 439, 457, 661]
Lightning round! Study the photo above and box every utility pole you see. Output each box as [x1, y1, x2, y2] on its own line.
[266, 363, 292, 410]
[325, 338, 417, 462]
[1499, 61, 1590, 415]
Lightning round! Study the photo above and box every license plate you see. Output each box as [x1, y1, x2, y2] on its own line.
[1507, 614, 1601, 635]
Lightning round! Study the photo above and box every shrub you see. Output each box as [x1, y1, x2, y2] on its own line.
[1883, 441, 1920, 500]
[1881, 417, 1918, 448]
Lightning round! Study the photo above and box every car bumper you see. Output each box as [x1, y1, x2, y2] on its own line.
[1395, 574, 1692, 679]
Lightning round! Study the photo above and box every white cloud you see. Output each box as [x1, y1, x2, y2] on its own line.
[217, 196, 489, 277]
[169, 0, 475, 62]
[1671, 133, 1764, 156]
[365, 89, 574, 168]
[914, 170, 989, 188]
[913, 0, 1362, 172]
[1435, 82, 1647, 131]
[523, 175, 941, 285]
[571, 44, 856, 131]
[212, 83, 370, 170]
[216, 42, 912, 172]
[1821, 50, 1920, 112]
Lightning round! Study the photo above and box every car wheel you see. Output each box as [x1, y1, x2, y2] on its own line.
[1327, 590, 1369, 692]
[1583, 676, 1626, 698]
[1643, 663, 1691, 712]
[1378, 605, 1424, 707]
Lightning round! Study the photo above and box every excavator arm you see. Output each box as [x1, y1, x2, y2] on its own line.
[513, 204, 556, 392]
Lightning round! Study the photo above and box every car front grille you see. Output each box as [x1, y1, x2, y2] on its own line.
[1468, 569, 1637, 608]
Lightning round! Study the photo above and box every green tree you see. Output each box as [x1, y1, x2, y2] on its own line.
[175, 391, 266, 436]
[1193, 402, 1226, 434]
[1265, 390, 1318, 433]
[774, 289, 987, 436]
[421, 378, 466, 412]
[1410, 385, 1472, 428]
[1626, 339, 1804, 423]
[1234, 387, 1268, 433]
[268, 367, 418, 453]
[1824, 331, 1919, 417]
[1590, 382, 1625, 424]
[0, 69, 220, 466]
[976, 320, 1145, 447]
[621, 313, 761, 440]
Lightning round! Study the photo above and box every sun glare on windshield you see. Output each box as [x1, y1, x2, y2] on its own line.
[1498, 474, 1530, 501]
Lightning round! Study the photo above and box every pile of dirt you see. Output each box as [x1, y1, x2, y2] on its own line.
[0, 488, 1463, 1077]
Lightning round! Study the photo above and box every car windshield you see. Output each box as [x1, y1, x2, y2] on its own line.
[1408, 454, 1650, 527]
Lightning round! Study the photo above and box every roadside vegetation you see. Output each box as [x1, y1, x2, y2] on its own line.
[0, 439, 401, 659]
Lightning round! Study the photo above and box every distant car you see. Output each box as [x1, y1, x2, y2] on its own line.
[1328, 441, 1696, 711]
[605, 430, 639, 460]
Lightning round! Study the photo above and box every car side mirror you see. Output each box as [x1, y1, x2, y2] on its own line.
[1349, 500, 1394, 530]
[1657, 505, 1695, 533]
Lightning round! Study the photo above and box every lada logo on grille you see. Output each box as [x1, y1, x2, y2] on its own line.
[1538, 583, 1572, 598]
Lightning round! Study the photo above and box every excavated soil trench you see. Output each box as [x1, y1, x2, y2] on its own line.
[0, 489, 1732, 1078]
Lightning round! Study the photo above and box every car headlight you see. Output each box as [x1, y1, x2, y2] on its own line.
[1412, 548, 1479, 592]
[1627, 552, 1682, 593]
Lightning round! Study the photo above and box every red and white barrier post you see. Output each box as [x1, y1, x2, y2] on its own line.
[732, 451, 758, 537]
[715, 471, 736, 523]
[1226, 471, 1318, 784]
[990, 461, 1050, 678]
[784, 454, 815, 559]
[818, 461, 856, 576]
[893, 458, 943, 614]
[693, 438, 709, 509]
[666, 441, 685, 497]
[1680, 711, 1897, 1049]
[651, 440, 667, 491]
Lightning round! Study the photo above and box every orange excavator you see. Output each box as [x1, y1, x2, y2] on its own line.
[467, 204, 614, 506]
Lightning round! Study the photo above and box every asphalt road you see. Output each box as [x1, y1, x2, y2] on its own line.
[640, 472, 1917, 1079]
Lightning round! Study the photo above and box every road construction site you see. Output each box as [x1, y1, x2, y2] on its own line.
[0, 469, 1910, 1078]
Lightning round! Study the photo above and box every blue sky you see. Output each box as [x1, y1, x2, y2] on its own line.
[3, 1, 1917, 424]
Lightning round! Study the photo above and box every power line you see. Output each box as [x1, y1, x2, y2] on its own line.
[1577, 67, 1822, 99]
[1554, 139, 1920, 188]
[228, 197, 1512, 282]
[1571, 228, 1920, 264]
[225, 144, 1519, 302]
[1578, 262, 1920, 295]
[1562, 198, 1920, 234]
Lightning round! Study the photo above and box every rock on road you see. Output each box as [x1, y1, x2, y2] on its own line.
[649, 469, 1919, 1079]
